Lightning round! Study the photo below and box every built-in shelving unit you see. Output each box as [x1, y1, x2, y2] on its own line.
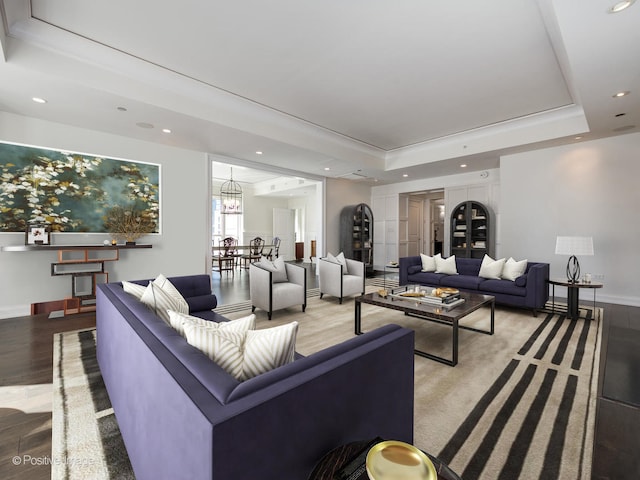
[1, 244, 151, 314]
[450, 201, 492, 259]
[340, 203, 374, 276]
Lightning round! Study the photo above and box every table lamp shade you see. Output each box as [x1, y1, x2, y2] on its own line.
[555, 236, 594, 256]
[555, 236, 593, 282]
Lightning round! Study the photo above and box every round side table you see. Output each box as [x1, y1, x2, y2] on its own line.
[548, 278, 603, 320]
[308, 439, 462, 480]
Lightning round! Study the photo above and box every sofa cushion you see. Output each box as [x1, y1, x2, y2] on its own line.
[257, 256, 289, 283]
[407, 265, 422, 275]
[455, 257, 482, 276]
[243, 321, 299, 381]
[407, 271, 446, 287]
[420, 253, 437, 272]
[515, 275, 527, 287]
[343, 274, 363, 294]
[440, 274, 485, 290]
[479, 279, 527, 297]
[479, 254, 506, 280]
[435, 254, 458, 275]
[502, 257, 528, 281]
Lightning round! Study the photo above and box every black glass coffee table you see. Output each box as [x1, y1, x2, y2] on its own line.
[355, 286, 494, 366]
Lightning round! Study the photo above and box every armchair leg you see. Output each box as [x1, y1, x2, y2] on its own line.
[532, 308, 538, 318]
[302, 305, 306, 312]
[320, 293, 324, 299]
[339, 298, 343, 305]
[268, 312, 272, 320]
[252, 306, 256, 313]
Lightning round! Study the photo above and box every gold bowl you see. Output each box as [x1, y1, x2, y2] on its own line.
[366, 440, 437, 480]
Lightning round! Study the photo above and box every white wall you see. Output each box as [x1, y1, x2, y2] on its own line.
[0, 112, 210, 317]
[241, 185, 289, 242]
[501, 133, 640, 306]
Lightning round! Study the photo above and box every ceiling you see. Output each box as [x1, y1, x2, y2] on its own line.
[0, 0, 638, 185]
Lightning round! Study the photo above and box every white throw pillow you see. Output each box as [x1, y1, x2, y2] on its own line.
[502, 257, 528, 281]
[153, 274, 189, 313]
[257, 256, 289, 283]
[327, 252, 349, 275]
[479, 254, 506, 280]
[122, 280, 146, 299]
[420, 253, 437, 272]
[183, 324, 245, 380]
[243, 321, 299, 381]
[435, 254, 458, 275]
[168, 310, 256, 337]
[140, 282, 184, 325]
[335, 252, 349, 275]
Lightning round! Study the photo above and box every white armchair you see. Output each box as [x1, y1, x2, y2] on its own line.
[250, 261, 307, 320]
[319, 257, 365, 304]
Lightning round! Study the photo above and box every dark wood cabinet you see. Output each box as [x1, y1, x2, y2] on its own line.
[450, 201, 492, 259]
[340, 203, 374, 276]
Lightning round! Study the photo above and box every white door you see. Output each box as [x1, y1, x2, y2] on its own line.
[407, 198, 422, 256]
[273, 208, 295, 261]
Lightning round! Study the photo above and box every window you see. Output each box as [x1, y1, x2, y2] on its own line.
[212, 196, 242, 246]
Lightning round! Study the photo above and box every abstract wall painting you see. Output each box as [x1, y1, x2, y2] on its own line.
[0, 141, 160, 233]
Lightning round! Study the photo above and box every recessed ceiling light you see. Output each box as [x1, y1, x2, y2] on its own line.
[575, 136, 583, 140]
[402, 174, 409, 178]
[460, 164, 468, 168]
[162, 128, 172, 133]
[609, 0, 635, 13]
[256, 151, 263, 155]
[117, 106, 128, 112]
[613, 91, 630, 97]
[324, 167, 330, 171]
[136, 122, 154, 129]
[32, 97, 47, 104]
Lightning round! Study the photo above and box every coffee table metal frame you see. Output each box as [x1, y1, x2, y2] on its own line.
[355, 286, 495, 366]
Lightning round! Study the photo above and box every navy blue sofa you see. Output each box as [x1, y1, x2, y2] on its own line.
[399, 256, 549, 316]
[96, 274, 415, 480]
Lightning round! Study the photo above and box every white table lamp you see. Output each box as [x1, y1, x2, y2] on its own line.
[555, 236, 594, 283]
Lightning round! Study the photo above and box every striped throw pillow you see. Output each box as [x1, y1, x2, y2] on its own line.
[168, 310, 255, 337]
[183, 324, 245, 380]
[140, 282, 184, 325]
[122, 281, 146, 299]
[243, 321, 298, 381]
[153, 274, 189, 314]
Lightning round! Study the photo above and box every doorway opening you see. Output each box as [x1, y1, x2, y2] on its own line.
[210, 157, 324, 265]
[404, 190, 444, 257]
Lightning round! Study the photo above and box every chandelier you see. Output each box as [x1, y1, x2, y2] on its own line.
[220, 167, 243, 214]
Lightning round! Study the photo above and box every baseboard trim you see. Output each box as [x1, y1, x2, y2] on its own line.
[0, 304, 31, 319]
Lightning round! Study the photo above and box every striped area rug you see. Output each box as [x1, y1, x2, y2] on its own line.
[52, 329, 134, 479]
[432, 310, 601, 479]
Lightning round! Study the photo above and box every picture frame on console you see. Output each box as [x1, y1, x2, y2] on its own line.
[25, 223, 51, 245]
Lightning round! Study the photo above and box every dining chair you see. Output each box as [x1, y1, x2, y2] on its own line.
[213, 237, 238, 275]
[265, 236, 281, 260]
[241, 237, 265, 269]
